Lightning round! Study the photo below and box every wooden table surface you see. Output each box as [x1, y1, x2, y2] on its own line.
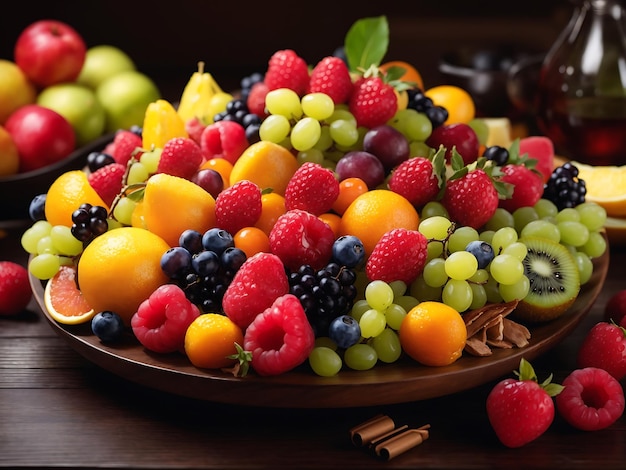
[1, 219, 625, 469]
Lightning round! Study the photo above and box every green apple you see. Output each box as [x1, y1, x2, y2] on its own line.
[96, 70, 161, 133]
[37, 83, 106, 146]
[77, 45, 136, 90]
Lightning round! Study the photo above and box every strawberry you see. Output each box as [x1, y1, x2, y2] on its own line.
[0, 261, 32, 315]
[556, 367, 625, 431]
[577, 321, 626, 380]
[156, 137, 203, 180]
[349, 75, 398, 129]
[498, 164, 544, 213]
[307, 56, 353, 104]
[365, 228, 428, 284]
[284, 162, 340, 216]
[110, 129, 143, 166]
[486, 359, 563, 448]
[264, 49, 310, 96]
[246, 81, 270, 118]
[215, 180, 262, 235]
[387, 154, 442, 208]
[88, 162, 126, 207]
[222, 252, 290, 330]
[269, 209, 335, 271]
[243, 293, 315, 376]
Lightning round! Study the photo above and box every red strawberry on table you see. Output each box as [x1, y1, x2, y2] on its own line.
[577, 321, 626, 380]
[349, 74, 397, 129]
[0, 261, 32, 316]
[284, 162, 340, 216]
[486, 358, 563, 448]
[264, 49, 310, 96]
[308, 56, 353, 104]
[366, 228, 428, 284]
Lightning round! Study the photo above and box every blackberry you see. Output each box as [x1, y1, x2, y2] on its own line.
[543, 162, 587, 210]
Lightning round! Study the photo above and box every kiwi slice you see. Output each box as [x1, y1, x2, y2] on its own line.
[513, 237, 581, 323]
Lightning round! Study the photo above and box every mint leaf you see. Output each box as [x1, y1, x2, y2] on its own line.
[344, 16, 389, 72]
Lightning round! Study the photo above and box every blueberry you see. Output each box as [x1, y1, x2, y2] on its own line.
[179, 229, 204, 254]
[91, 311, 125, 342]
[192, 250, 220, 277]
[332, 235, 365, 268]
[465, 240, 495, 269]
[329, 315, 361, 349]
[221, 247, 247, 273]
[28, 194, 47, 221]
[202, 228, 234, 255]
[160, 246, 192, 279]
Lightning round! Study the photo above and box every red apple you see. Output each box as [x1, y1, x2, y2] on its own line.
[14, 20, 86, 88]
[4, 104, 76, 173]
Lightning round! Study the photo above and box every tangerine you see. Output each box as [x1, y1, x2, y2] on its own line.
[44, 265, 95, 325]
[380, 60, 425, 91]
[332, 177, 369, 215]
[339, 189, 419, 255]
[233, 226, 271, 257]
[184, 313, 244, 369]
[45, 170, 108, 227]
[424, 85, 476, 125]
[77, 227, 170, 325]
[399, 301, 467, 366]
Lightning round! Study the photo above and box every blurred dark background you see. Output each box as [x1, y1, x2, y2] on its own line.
[0, 1, 574, 101]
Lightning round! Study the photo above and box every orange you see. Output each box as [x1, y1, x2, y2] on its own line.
[573, 161, 626, 217]
[399, 301, 467, 366]
[319, 213, 341, 238]
[142, 173, 217, 246]
[142, 99, 188, 150]
[332, 177, 369, 215]
[229, 141, 299, 195]
[45, 170, 109, 227]
[77, 227, 170, 325]
[424, 85, 476, 125]
[255, 192, 287, 235]
[233, 226, 270, 257]
[185, 313, 244, 369]
[380, 60, 425, 91]
[339, 189, 420, 255]
[44, 265, 95, 325]
[200, 157, 233, 189]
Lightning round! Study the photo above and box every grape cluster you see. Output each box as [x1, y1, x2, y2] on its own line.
[288, 262, 358, 337]
[239, 72, 264, 103]
[70, 203, 109, 243]
[406, 88, 448, 128]
[160, 228, 247, 313]
[213, 98, 262, 144]
[543, 162, 587, 210]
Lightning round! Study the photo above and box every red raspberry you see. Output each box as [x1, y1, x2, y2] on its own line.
[556, 367, 625, 431]
[243, 293, 315, 376]
[131, 284, 200, 354]
[215, 180, 262, 235]
[387, 157, 441, 208]
[246, 81, 270, 118]
[199, 120, 249, 165]
[110, 130, 143, 166]
[264, 49, 310, 96]
[156, 137, 203, 180]
[284, 162, 340, 216]
[88, 162, 126, 207]
[365, 228, 428, 284]
[185, 116, 206, 146]
[349, 76, 397, 129]
[222, 252, 290, 330]
[269, 209, 335, 271]
[441, 167, 499, 229]
[308, 56, 353, 104]
[577, 321, 626, 380]
[498, 164, 544, 213]
[0, 261, 32, 315]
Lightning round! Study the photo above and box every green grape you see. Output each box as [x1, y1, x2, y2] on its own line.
[28, 253, 60, 280]
[394, 295, 419, 315]
[396, 109, 432, 142]
[576, 202, 607, 231]
[140, 147, 162, 174]
[448, 226, 479, 252]
[308, 346, 342, 377]
[327, 107, 357, 127]
[128, 161, 149, 185]
[555, 207, 580, 223]
[520, 219, 561, 243]
[359, 308, 387, 338]
[418, 215, 452, 239]
[491, 227, 518, 254]
[534, 198, 559, 219]
[444, 251, 478, 281]
[442, 279, 473, 312]
[469, 283, 487, 309]
[301, 92, 334, 121]
[370, 328, 402, 363]
[259, 114, 291, 143]
[426, 241, 444, 261]
[557, 221, 590, 247]
[479, 229, 495, 244]
[489, 254, 524, 285]
[344, 343, 378, 371]
[297, 148, 325, 165]
[265, 88, 302, 118]
[323, 149, 343, 163]
[581, 230, 607, 258]
[314, 336, 337, 350]
[484, 276, 503, 303]
[410, 276, 443, 302]
[573, 251, 594, 285]
[21, 220, 53, 254]
[50, 225, 83, 256]
[107, 219, 123, 231]
[501, 241, 528, 262]
[469, 268, 489, 283]
[290, 117, 321, 151]
[420, 201, 449, 219]
[329, 119, 359, 147]
[384, 303, 407, 330]
[113, 197, 137, 226]
[312, 126, 333, 151]
[36, 235, 57, 255]
[350, 299, 371, 321]
[423, 257, 448, 287]
[499, 275, 530, 302]
[513, 206, 539, 233]
[409, 141, 432, 159]
[485, 207, 514, 232]
[389, 280, 407, 299]
[365, 280, 394, 311]
[468, 118, 489, 145]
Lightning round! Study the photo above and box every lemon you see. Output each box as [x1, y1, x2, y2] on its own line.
[574, 161, 626, 217]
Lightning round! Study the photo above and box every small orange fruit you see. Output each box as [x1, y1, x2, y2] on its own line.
[233, 226, 271, 257]
[78, 227, 170, 325]
[332, 177, 369, 215]
[424, 85, 476, 125]
[45, 170, 108, 227]
[142, 99, 188, 150]
[44, 265, 95, 325]
[229, 141, 298, 195]
[0, 125, 19, 176]
[339, 189, 419, 256]
[380, 60, 425, 91]
[200, 157, 233, 189]
[185, 313, 244, 369]
[255, 192, 287, 236]
[319, 212, 341, 238]
[399, 301, 467, 367]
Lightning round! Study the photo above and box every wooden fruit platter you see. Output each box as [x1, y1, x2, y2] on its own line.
[29, 244, 608, 408]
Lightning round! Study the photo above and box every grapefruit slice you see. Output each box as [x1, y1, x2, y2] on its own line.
[44, 265, 95, 325]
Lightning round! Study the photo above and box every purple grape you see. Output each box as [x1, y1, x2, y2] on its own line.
[335, 151, 385, 189]
[192, 169, 224, 199]
[363, 124, 410, 171]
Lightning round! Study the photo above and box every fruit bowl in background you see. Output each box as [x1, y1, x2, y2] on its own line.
[0, 133, 114, 221]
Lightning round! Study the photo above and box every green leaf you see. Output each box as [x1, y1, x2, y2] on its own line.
[344, 16, 389, 72]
